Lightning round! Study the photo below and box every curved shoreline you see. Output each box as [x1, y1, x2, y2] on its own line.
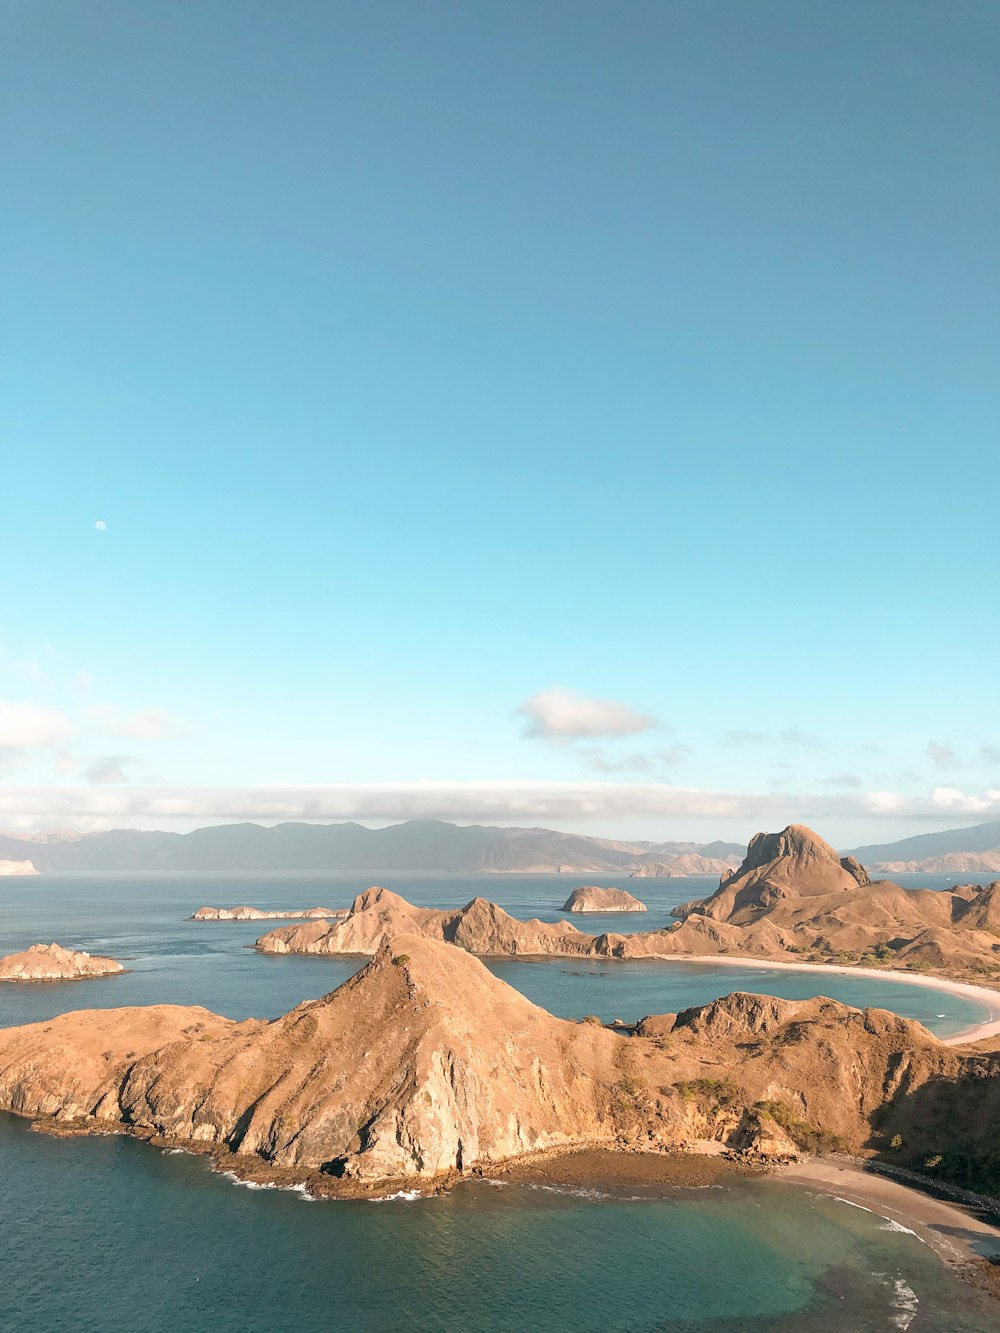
[776, 1156, 1000, 1268]
[640, 954, 1000, 1045]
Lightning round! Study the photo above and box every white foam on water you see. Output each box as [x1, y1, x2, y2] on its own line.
[832, 1196, 926, 1244]
[880, 1218, 919, 1238]
[371, 1188, 423, 1202]
[870, 1272, 920, 1331]
[526, 1183, 646, 1203]
[220, 1171, 315, 1200]
[890, 1276, 919, 1330]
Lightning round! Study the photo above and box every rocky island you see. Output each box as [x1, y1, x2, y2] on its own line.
[255, 825, 1000, 982]
[191, 905, 345, 921]
[0, 942, 124, 982]
[3, 931, 1000, 1198]
[562, 885, 647, 912]
[0, 858, 39, 876]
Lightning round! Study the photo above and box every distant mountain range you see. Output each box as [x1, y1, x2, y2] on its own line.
[849, 820, 1000, 869]
[4, 816, 998, 877]
[0, 820, 745, 876]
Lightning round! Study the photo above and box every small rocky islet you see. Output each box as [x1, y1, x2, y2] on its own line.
[0, 942, 124, 983]
[561, 885, 648, 912]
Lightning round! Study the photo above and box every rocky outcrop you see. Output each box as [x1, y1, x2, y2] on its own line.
[0, 859, 38, 876]
[676, 825, 872, 927]
[1, 932, 996, 1193]
[0, 943, 124, 982]
[191, 905, 344, 921]
[562, 886, 647, 913]
[258, 888, 599, 958]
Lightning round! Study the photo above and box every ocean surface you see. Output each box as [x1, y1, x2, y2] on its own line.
[3, 871, 1000, 1331]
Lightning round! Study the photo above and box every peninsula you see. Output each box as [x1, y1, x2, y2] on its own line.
[2, 931, 1000, 1211]
[0, 943, 124, 982]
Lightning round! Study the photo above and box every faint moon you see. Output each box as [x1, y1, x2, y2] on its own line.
[95, 520, 107, 531]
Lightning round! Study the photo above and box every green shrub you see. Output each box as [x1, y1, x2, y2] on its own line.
[756, 1100, 847, 1153]
[674, 1078, 741, 1108]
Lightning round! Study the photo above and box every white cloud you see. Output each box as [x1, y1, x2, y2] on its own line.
[927, 741, 959, 769]
[724, 728, 823, 750]
[578, 745, 692, 774]
[518, 687, 658, 740]
[1, 780, 998, 829]
[930, 786, 1000, 813]
[83, 755, 134, 785]
[0, 700, 73, 749]
[87, 705, 191, 740]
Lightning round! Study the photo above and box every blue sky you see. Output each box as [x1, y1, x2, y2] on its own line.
[2, 1, 997, 845]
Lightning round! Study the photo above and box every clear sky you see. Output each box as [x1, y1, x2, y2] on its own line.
[2, 1, 998, 846]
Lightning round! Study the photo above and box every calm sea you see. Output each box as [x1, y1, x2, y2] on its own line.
[3, 871, 999, 1331]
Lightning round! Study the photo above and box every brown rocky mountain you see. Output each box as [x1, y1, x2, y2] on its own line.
[257, 826, 1000, 978]
[258, 887, 599, 958]
[2, 933, 999, 1194]
[672, 825, 1000, 974]
[561, 886, 647, 912]
[0, 943, 124, 982]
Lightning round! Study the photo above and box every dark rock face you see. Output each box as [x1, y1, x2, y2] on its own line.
[839, 856, 871, 887]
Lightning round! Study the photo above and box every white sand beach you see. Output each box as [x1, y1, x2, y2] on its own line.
[656, 953, 1000, 1045]
[779, 1155, 1000, 1266]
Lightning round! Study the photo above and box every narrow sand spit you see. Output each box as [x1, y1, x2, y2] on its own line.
[647, 954, 1000, 1045]
[778, 1156, 1000, 1267]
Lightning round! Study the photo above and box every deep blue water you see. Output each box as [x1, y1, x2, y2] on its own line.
[3, 872, 1000, 1330]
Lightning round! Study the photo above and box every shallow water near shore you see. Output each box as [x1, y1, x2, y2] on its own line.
[2, 1114, 998, 1331]
[3, 872, 1000, 1329]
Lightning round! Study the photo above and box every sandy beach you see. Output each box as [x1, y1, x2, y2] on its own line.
[777, 1155, 1000, 1268]
[653, 953, 1000, 1045]
[492, 1147, 1000, 1269]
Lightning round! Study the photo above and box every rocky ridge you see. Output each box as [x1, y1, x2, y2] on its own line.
[256, 826, 1000, 978]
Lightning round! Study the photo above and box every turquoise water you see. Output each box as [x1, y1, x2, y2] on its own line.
[3, 873, 1000, 1330]
[0, 873, 990, 1036]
